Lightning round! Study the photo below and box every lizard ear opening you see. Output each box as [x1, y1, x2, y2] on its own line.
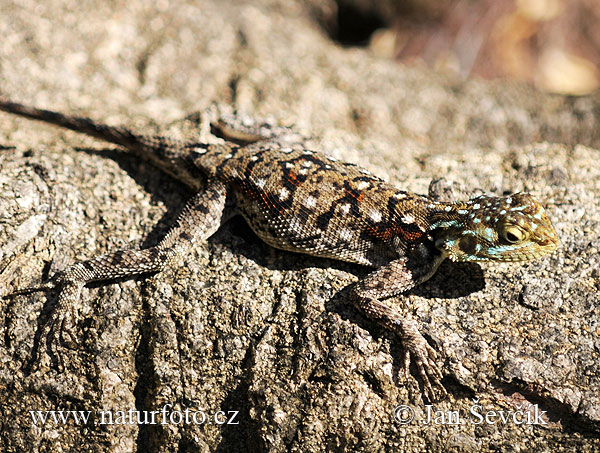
[458, 235, 478, 256]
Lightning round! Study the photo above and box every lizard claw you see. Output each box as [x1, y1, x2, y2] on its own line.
[30, 294, 79, 373]
[3, 280, 58, 298]
[396, 318, 447, 401]
[8, 274, 81, 371]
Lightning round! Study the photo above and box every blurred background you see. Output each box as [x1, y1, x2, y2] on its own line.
[312, 0, 599, 95]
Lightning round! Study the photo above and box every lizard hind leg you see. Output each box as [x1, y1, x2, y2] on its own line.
[350, 253, 448, 401]
[6, 179, 228, 368]
[212, 111, 307, 146]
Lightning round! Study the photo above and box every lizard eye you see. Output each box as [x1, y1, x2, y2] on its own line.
[501, 225, 527, 244]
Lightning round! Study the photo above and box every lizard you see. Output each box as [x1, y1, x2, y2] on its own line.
[0, 98, 559, 400]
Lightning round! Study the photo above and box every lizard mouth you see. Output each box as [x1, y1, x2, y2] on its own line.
[493, 239, 559, 262]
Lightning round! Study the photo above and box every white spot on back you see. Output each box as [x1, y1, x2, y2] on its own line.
[340, 203, 351, 214]
[401, 214, 415, 224]
[339, 228, 353, 241]
[305, 196, 317, 208]
[357, 181, 370, 190]
[256, 178, 266, 189]
[369, 210, 382, 222]
[279, 187, 290, 200]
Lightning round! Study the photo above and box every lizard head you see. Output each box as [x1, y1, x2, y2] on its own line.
[429, 193, 559, 262]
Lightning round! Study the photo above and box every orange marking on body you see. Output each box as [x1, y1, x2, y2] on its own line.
[287, 170, 302, 186]
[367, 223, 424, 242]
[399, 229, 424, 241]
[346, 189, 365, 203]
[260, 191, 277, 210]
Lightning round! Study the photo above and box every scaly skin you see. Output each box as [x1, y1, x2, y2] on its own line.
[0, 99, 559, 400]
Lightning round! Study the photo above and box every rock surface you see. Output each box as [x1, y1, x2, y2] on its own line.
[0, 0, 598, 451]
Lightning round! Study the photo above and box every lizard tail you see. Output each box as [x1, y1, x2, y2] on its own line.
[0, 98, 207, 190]
[0, 99, 144, 150]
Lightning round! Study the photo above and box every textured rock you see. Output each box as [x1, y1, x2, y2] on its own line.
[0, 0, 598, 451]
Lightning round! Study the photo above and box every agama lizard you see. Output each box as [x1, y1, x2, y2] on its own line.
[0, 98, 559, 400]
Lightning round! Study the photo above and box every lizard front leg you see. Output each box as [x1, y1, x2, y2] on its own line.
[8, 179, 228, 366]
[350, 247, 447, 400]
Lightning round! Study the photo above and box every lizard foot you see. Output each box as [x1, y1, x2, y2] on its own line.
[395, 318, 447, 401]
[6, 273, 81, 371]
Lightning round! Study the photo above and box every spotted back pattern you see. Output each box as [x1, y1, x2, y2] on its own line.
[189, 137, 559, 268]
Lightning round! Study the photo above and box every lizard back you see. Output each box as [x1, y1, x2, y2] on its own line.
[194, 140, 433, 267]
